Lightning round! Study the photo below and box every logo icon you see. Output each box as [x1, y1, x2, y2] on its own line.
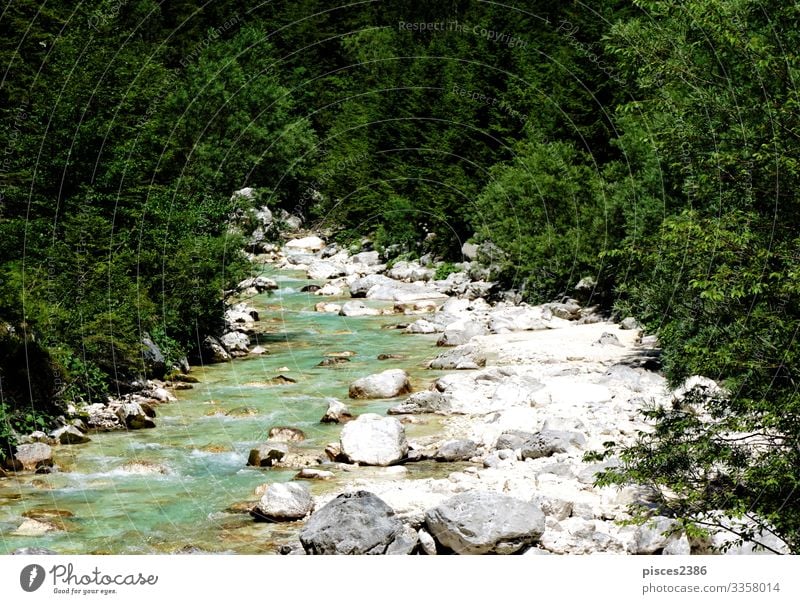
[20, 564, 46, 592]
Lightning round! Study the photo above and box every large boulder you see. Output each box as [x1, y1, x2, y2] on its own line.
[348, 369, 412, 399]
[436, 320, 489, 347]
[202, 336, 231, 363]
[247, 442, 289, 467]
[349, 274, 396, 297]
[428, 343, 486, 370]
[424, 491, 546, 554]
[435, 439, 477, 462]
[115, 402, 156, 430]
[14, 443, 54, 471]
[519, 430, 586, 460]
[251, 482, 314, 521]
[285, 236, 325, 252]
[340, 414, 408, 466]
[299, 491, 411, 555]
[141, 334, 166, 378]
[307, 260, 346, 281]
[50, 425, 90, 445]
[220, 331, 250, 356]
[351, 251, 380, 266]
[320, 398, 353, 423]
[388, 391, 454, 415]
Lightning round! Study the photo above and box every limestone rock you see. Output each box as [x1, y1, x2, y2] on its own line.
[425, 491, 546, 554]
[340, 414, 408, 466]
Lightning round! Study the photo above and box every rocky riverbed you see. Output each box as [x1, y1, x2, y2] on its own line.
[221, 212, 788, 555]
[1, 198, 786, 555]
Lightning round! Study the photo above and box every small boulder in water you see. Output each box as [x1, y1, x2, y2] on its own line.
[50, 425, 90, 445]
[268, 426, 306, 442]
[320, 398, 353, 424]
[120, 461, 170, 475]
[248, 442, 289, 467]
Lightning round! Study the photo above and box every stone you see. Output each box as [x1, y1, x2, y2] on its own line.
[543, 300, 582, 320]
[11, 547, 58, 555]
[631, 517, 682, 554]
[148, 387, 175, 402]
[317, 356, 350, 367]
[247, 442, 289, 467]
[84, 403, 124, 431]
[405, 319, 441, 334]
[14, 443, 54, 471]
[349, 274, 396, 297]
[13, 518, 60, 536]
[220, 331, 250, 355]
[436, 320, 488, 347]
[418, 528, 438, 555]
[339, 300, 381, 317]
[424, 491, 546, 555]
[316, 283, 344, 296]
[142, 334, 166, 378]
[320, 398, 353, 423]
[285, 236, 325, 252]
[428, 343, 486, 370]
[202, 336, 231, 362]
[251, 482, 314, 521]
[238, 275, 278, 292]
[388, 391, 453, 415]
[348, 369, 412, 399]
[351, 251, 380, 266]
[50, 425, 90, 445]
[595, 332, 623, 347]
[494, 430, 536, 451]
[620, 317, 639, 330]
[294, 468, 335, 480]
[307, 260, 346, 281]
[299, 491, 408, 555]
[340, 414, 408, 466]
[386, 524, 419, 555]
[268, 426, 306, 442]
[315, 302, 342, 313]
[435, 439, 477, 462]
[519, 430, 586, 460]
[115, 402, 156, 429]
[461, 242, 479, 260]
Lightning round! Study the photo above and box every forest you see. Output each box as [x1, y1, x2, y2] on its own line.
[1, 1, 798, 551]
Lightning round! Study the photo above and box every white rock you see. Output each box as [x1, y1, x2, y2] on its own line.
[340, 414, 408, 466]
[307, 260, 346, 281]
[285, 236, 325, 252]
[348, 369, 412, 399]
[252, 482, 314, 521]
[339, 300, 381, 317]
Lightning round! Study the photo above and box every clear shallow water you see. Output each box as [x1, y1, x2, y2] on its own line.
[0, 268, 447, 554]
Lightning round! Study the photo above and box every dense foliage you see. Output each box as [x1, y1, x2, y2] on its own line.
[1, 0, 798, 551]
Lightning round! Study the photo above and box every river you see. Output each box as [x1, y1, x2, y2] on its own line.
[0, 267, 447, 554]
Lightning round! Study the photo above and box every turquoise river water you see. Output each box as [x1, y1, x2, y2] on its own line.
[0, 268, 450, 554]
